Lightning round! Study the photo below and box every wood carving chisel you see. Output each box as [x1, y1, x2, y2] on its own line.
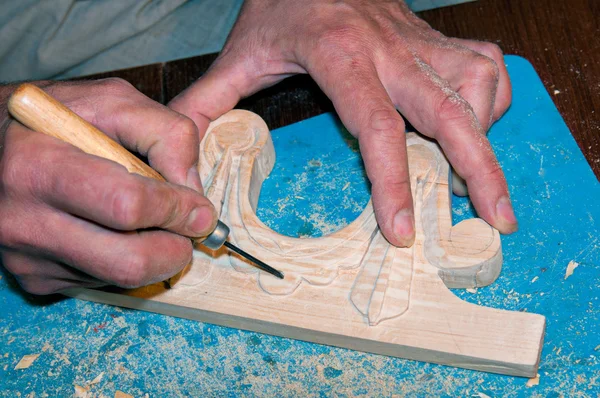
[7, 83, 284, 280]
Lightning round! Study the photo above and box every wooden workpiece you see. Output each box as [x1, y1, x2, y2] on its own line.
[66, 110, 546, 377]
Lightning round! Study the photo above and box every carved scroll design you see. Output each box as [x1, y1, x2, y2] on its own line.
[186, 110, 502, 325]
[69, 110, 545, 376]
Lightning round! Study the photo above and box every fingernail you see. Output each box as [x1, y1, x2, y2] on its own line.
[495, 196, 518, 233]
[393, 208, 415, 247]
[187, 206, 216, 236]
[187, 165, 204, 194]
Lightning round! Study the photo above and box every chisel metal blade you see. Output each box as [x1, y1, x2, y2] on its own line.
[223, 241, 284, 279]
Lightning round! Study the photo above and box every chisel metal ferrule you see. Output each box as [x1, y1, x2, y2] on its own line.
[203, 220, 230, 250]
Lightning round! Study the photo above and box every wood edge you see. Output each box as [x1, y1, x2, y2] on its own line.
[63, 287, 544, 378]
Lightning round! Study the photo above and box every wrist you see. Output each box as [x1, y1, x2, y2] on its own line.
[0, 83, 17, 140]
[0, 82, 16, 121]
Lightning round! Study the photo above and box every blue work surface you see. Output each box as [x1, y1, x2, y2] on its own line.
[1, 56, 599, 396]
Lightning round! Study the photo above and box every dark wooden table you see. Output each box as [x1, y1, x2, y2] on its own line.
[90, 0, 600, 178]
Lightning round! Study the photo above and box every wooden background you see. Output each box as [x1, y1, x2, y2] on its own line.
[89, 0, 600, 178]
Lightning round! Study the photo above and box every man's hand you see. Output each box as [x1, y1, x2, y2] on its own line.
[170, 0, 516, 247]
[0, 79, 216, 294]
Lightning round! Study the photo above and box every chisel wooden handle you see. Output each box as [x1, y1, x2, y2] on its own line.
[7, 83, 164, 181]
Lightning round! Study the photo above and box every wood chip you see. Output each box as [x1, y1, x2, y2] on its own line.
[14, 354, 40, 370]
[526, 373, 540, 387]
[531, 276, 539, 283]
[115, 391, 134, 398]
[466, 288, 477, 294]
[342, 182, 350, 191]
[74, 385, 90, 398]
[565, 260, 579, 279]
[89, 372, 104, 385]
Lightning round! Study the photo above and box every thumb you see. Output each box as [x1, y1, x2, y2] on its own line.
[168, 57, 254, 135]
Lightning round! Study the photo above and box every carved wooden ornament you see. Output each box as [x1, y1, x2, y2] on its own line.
[67, 110, 546, 377]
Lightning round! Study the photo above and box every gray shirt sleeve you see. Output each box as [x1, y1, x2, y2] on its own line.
[0, 0, 243, 81]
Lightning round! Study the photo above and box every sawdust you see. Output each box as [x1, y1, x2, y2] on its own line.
[565, 260, 580, 279]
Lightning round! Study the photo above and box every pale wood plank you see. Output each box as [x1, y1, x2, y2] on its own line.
[65, 110, 545, 377]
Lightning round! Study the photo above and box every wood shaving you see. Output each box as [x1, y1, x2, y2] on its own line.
[565, 260, 580, 279]
[531, 276, 539, 283]
[89, 372, 104, 385]
[74, 385, 90, 398]
[14, 354, 40, 370]
[526, 373, 540, 387]
[115, 392, 134, 398]
[466, 288, 477, 294]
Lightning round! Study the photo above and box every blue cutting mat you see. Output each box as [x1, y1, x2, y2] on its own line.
[1, 55, 599, 396]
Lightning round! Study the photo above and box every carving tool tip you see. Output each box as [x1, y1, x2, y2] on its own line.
[223, 241, 284, 279]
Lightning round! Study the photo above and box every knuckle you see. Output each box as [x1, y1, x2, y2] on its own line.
[469, 55, 500, 83]
[113, 251, 152, 288]
[2, 254, 35, 280]
[0, 218, 15, 247]
[435, 91, 468, 122]
[96, 77, 134, 95]
[367, 109, 404, 136]
[168, 116, 199, 145]
[381, 174, 411, 196]
[20, 279, 55, 295]
[1, 133, 49, 198]
[0, 136, 26, 193]
[467, 156, 504, 182]
[0, 154, 22, 195]
[479, 43, 504, 61]
[496, 92, 512, 117]
[481, 160, 504, 180]
[316, 25, 367, 54]
[108, 183, 146, 229]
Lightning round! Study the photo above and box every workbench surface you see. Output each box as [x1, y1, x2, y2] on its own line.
[1, 55, 599, 397]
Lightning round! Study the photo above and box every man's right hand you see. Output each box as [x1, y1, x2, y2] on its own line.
[0, 79, 217, 295]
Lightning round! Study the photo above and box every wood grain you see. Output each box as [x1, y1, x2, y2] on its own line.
[65, 110, 545, 377]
